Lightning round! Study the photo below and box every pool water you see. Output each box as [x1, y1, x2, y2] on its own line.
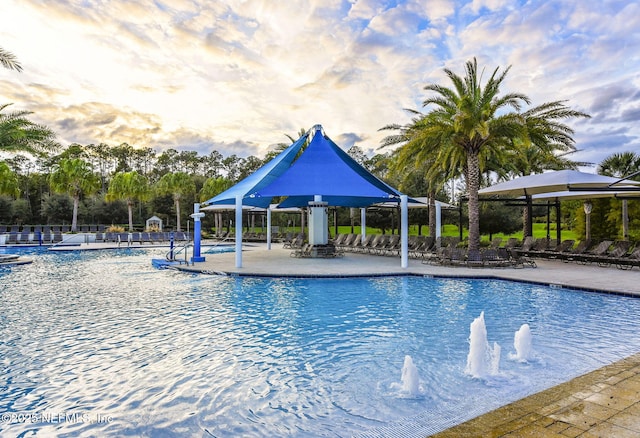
[1, 248, 639, 436]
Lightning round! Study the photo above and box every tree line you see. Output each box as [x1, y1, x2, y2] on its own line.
[2, 47, 639, 242]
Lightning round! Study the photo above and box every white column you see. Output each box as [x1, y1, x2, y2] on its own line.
[267, 207, 272, 250]
[435, 203, 442, 238]
[360, 208, 366, 244]
[235, 195, 243, 268]
[401, 195, 408, 268]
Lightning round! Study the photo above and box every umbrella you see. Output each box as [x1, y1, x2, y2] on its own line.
[478, 170, 640, 197]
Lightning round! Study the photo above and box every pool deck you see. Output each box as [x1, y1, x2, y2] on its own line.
[175, 242, 640, 437]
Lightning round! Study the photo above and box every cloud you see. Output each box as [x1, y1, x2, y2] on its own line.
[0, 0, 638, 169]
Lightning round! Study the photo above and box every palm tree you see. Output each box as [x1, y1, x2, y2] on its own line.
[403, 58, 588, 250]
[380, 111, 456, 238]
[598, 152, 640, 240]
[156, 172, 196, 231]
[49, 158, 100, 231]
[0, 161, 20, 197]
[106, 171, 151, 231]
[0, 47, 22, 72]
[414, 58, 530, 250]
[0, 104, 58, 155]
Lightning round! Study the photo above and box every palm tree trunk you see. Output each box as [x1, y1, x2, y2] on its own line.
[428, 189, 436, 238]
[127, 200, 134, 232]
[72, 195, 79, 232]
[175, 198, 181, 231]
[467, 151, 481, 251]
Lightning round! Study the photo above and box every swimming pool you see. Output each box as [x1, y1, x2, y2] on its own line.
[1, 247, 639, 436]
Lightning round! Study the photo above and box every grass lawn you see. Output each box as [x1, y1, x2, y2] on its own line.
[329, 223, 579, 244]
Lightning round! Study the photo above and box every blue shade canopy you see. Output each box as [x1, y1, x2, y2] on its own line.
[202, 125, 405, 209]
[252, 127, 403, 207]
[202, 132, 309, 208]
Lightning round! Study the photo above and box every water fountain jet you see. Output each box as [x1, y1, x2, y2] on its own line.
[466, 311, 501, 378]
[513, 323, 533, 362]
[401, 355, 420, 396]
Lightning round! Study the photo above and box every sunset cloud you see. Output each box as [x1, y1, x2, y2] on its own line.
[0, 0, 638, 166]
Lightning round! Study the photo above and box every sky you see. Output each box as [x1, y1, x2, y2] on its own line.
[0, 0, 638, 170]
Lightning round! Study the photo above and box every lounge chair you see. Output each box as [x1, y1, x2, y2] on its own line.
[508, 247, 536, 268]
[352, 234, 375, 252]
[381, 235, 402, 256]
[482, 248, 511, 267]
[52, 232, 63, 244]
[466, 248, 484, 267]
[409, 236, 433, 259]
[17, 230, 31, 244]
[130, 232, 143, 245]
[615, 245, 640, 270]
[540, 239, 575, 259]
[592, 241, 633, 267]
[572, 240, 614, 265]
[560, 239, 591, 263]
[368, 235, 389, 254]
[290, 243, 312, 258]
[5, 232, 18, 245]
[445, 248, 467, 266]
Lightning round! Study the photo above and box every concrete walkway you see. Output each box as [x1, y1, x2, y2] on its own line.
[175, 242, 640, 437]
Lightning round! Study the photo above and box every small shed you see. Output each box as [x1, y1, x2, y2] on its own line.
[146, 215, 163, 231]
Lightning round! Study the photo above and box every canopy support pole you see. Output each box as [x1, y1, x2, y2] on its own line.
[267, 207, 272, 250]
[360, 208, 366, 243]
[401, 195, 408, 268]
[191, 203, 205, 263]
[435, 203, 442, 238]
[235, 195, 242, 268]
[556, 200, 561, 243]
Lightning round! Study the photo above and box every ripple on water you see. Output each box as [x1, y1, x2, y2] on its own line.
[1, 250, 640, 436]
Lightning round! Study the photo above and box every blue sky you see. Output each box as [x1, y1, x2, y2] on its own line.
[0, 0, 638, 169]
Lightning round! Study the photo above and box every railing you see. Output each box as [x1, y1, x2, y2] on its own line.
[166, 242, 193, 265]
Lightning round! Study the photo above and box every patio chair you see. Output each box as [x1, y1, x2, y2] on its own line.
[410, 236, 433, 259]
[52, 232, 63, 244]
[5, 232, 18, 245]
[482, 248, 512, 267]
[443, 247, 467, 266]
[352, 234, 375, 252]
[592, 241, 633, 267]
[541, 239, 575, 259]
[614, 244, 640, 270]
[572, 240, 613, 265]
[130, 232, 143, 245]
[17, 229, 31, 244]
[560, 239, 591, 263]
[508, 247, 536, 268]
[380, 235, 401, 256]
[466, 248, 484, 267]
[290, 243, 312, 258]
[366, 234, 387, 254]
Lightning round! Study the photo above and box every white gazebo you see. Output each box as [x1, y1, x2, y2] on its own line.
[146, 215, 163, 231]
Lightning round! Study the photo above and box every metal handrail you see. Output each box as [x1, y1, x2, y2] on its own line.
[166, 242, 193, 265]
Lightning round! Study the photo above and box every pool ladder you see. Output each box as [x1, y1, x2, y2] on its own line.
[166, 242, 193, 265]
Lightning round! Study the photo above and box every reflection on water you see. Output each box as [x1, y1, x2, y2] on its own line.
[1, 248, 639, 437]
